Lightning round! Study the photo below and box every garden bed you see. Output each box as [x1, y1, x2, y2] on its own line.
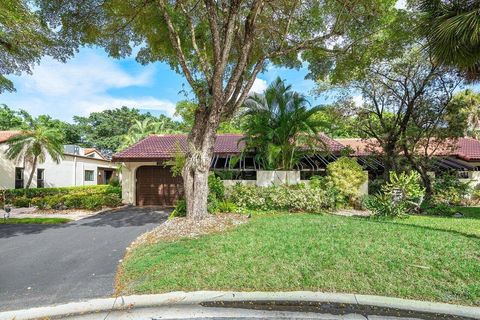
[116, 211, 480, 306]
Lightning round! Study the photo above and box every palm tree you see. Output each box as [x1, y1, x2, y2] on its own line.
[6, 126, 64, 189]
[418, 0, 480, 79]
[121, 117, 181, 150]
[241, 77, 324, 170]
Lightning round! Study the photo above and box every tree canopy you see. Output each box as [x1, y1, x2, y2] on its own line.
[1, 0, 69, 93]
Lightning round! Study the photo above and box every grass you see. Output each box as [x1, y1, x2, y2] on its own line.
[117, 211, 480, 306]
[0, 217, 72, 224]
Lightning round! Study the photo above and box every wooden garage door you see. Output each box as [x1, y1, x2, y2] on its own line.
[136, 166, 184, 206]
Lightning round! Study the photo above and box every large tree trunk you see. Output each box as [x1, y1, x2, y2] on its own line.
[182, 106, 222, 220]
[25, 156, 38, 189]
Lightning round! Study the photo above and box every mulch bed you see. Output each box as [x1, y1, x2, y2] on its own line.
[128, 213, 249, 249]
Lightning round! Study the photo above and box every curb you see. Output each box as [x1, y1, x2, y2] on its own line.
[1, 291, 479, 320]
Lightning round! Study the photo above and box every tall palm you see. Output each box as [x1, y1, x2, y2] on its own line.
[418, 0, 480, 79]
[121, 118, 180, 150]
[6, 126, 64, 189]
[241, 77, 323, 170]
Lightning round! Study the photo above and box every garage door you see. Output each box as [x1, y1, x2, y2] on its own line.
[136, 166, 184, 206]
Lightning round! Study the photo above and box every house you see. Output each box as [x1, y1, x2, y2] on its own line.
[113, 133, 480, 207]
[112, 133, 347, 206]
[338, 137, 480, 185]
[0, 131, 117, 189]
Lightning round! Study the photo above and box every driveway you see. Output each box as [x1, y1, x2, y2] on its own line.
[0, 206, 169, 311]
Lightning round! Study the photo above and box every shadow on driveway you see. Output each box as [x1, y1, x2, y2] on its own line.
[0, 206, 170, 239]
[0, 206, 170, 311]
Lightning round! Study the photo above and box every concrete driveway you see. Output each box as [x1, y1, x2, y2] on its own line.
[0, 206, 169, 311]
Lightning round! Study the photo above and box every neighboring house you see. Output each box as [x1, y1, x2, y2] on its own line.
[0, 131, 117, 189]
[338, 137, 480, 185]
[113, 133, 480, 207]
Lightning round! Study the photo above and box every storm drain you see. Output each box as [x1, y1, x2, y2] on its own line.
[201, 300, 477, 320]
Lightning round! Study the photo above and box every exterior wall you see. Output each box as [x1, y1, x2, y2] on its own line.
[119, 162, 157, 205]
[256, 170, 300, 187]
[0, 144, 115, 189]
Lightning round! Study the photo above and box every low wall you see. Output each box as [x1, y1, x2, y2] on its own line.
[223, 170, 369, 196]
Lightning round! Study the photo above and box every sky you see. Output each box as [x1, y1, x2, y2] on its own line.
[0, 47, 326, 122]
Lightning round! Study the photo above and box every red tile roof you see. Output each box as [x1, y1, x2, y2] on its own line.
[0, 130, 21, 143]
[337, 137, 480, 161]
[113, 133, 345, 161]
[113, 134, 246, 161]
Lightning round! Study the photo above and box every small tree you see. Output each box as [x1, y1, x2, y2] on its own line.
[351, 48, 454, 178]
[241, 77, 323, 170]
[6, 126, 64, 189]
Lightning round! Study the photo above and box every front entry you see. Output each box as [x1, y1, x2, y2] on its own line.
[135, 166, 184, 206]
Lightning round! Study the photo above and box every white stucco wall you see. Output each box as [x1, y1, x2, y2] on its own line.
[0, 144, 115, 189]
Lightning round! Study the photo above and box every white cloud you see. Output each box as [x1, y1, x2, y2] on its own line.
[352, 95, 363, 107]
[1, 50, 177, 121]
[249, 78, 268, 94]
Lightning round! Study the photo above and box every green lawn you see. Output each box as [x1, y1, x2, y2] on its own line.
[117, 211, 480, 306]
[0, 217, 72, 224]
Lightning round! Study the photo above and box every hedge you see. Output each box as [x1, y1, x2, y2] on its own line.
[1, 185, 122, 210]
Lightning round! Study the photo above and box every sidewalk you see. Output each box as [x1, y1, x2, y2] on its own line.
[1, 291, 479, 320]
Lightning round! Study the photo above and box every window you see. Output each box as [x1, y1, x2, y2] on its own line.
[37, 169, 45, 188]
[457, 171, 470, 179]
[15, 167, 24, 189]
[84, 170, 94, 181]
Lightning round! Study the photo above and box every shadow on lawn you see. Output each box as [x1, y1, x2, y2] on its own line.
[360, 217, 480, 240]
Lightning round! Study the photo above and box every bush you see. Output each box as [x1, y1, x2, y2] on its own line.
[12, 196, 30, 208]
[82, 194, 105, 210]
[432, 173, 471, 206]
[365, 171, 425, 218]
[216, 200, 238, 213]
[108, 178, 121, 187]
[227, 183, 336, 213]
[208, 174, 225, 200]
[382, 171, 425, 203]
[170, 199, 187, 218]
[325, 157, 367, 207]
[8, 185, 123, 210]
[3, 185, 121, 203]
[363, 193, 408, 218]
[31, 197, 47, 209]
[420, 200, 457, 216]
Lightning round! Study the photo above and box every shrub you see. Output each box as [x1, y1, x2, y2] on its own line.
[63, 194, 84, 209]
[382, 171, 425, 201]
[325, 157, 367, 206]
[31, 197, 47, 209]
[12, 196, 30, 208]
[216, 200, 238, 213]
[108, 178, 121, 187]
[368, 177, 385, 195]
[208, 174, 225, 200]
[420, 200, 457, 216]
[82, 194, 105, 210]
[3, 185, 121, 203]
[363, 193, 408, 218]
[227, 183, 335, 213]
[170, 199, 187, 218]
[432, 173, 471, 206]
[364, 171, 425, 218]
[46, 195, 64, 209]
